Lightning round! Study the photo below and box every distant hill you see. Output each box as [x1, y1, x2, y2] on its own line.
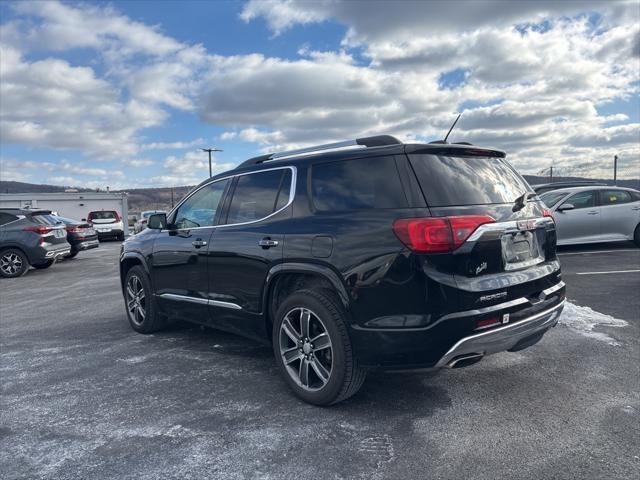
[524, 175, 640, 190]
[3, 174, 639, 213]
[0, 181, 93, 194]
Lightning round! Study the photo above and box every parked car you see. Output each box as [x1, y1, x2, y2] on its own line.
[0, 208, 71, 278]
[52, 216, 99, 258]
[85, 210, 125, 241]
[134, 210, 167, 234]
[532, 181, 607, 195]
[540, 186, 640, 246]
[119, 135, 565, 405]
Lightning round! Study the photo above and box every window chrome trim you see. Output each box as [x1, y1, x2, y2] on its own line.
[163, 165, 296, 232]
[466, 217, 554, 242]
[158, 293, 242, 310]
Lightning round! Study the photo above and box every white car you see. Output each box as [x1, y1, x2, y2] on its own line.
[541, 186, 640, 246]
[134, 210, 167, 234]
[85, 210, 125, 241]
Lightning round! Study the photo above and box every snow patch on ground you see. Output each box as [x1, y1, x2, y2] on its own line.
[559, 302, 628, 346]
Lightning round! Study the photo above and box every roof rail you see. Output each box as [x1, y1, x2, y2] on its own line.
[235, 135, 401, 169]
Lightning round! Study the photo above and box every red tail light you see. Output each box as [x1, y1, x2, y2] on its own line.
[115, 212, 121, 222]
[542, 208, 554, 222]
[24, 225, 53, 235]
[66, 226, 83, 233]
[393, 215, 495, 253]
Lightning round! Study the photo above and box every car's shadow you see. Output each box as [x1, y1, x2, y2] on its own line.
[153, 320, 451, 411]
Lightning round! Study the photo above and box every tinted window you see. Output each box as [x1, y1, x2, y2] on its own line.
[630, 191, 640, 202]
[0, 212, 18, 225]
[226, 169, 290, 224]
[564, 191, 596, 209]
[312, 156, 407, 211]
[408, 154, 529, 207]
[173, 179, 229, 229]
[89, 211, 117, 220]
[600, 190, 632, 206]
[540, 191, 568, 208]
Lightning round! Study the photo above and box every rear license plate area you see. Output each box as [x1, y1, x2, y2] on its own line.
[501, 231, 543, 270]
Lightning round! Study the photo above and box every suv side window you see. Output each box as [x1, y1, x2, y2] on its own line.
[173, 179, 229, 229]
[600, 189, 632, 206]
[225, 169, 291, 224]
[563, 191, 597, 210]
[0, 212, 18, 225]
[311, 156, 408, 211]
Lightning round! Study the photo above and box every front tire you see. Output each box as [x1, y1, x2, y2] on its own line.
[634, 224, 640, 248]
[272, 289, 366, 405]
[0, 248, 29, 278]
[124, 266, 165, 333]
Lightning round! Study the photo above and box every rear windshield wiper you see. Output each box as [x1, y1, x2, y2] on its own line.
[512, 192, 536, 212]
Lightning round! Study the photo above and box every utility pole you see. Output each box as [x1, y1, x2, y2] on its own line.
[614, 155, 618, 185]
[201, 148, 223, 177]
[170, 186, 175, 207]
[549, 166, 553, 183]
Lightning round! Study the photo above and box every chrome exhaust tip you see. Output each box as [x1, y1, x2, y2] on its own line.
[447, 353, 484, 369]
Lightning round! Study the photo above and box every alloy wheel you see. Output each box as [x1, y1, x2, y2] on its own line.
[126, 275, 147, 326]
[0, 253, 23, 276]
[279, 307, 333, 391]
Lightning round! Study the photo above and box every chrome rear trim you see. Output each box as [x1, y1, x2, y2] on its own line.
[435, 299, 565, 368]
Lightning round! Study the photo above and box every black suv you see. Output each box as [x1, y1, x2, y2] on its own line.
[119, 136, 565, 405]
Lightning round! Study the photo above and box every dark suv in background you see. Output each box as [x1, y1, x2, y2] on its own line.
[0, 209, 71, 278]
[119, 135, 565, 405]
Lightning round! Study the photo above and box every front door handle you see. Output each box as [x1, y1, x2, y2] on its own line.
[192, 239, 207, 248]
[587, 211, 599, 215]
[259, 238, 279, 248]
[631, 206, 640, 211]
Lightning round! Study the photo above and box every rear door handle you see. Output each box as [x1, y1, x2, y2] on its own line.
[631, 206, 640, 211]
[587, 211, 599, 215]
[259, 238, 279, 248]
[192, 239, 207, 248]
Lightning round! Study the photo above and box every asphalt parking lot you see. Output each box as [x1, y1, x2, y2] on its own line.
[1, 241, 639, 480]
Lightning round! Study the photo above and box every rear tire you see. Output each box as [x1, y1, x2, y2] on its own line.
[67, 250, 79, 259]
[33, 260, 54, 269]
[0, 248, 29, 278]
[634, 224, 640, 248]
[124, 265, 165, 333]
[117, 232, 125, 241]
[272, 289, 366, 405]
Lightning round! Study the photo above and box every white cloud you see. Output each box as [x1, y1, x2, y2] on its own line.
[140, 139, 206, 151]
[155, 150, 236, 186]
[121, 159, 155, 168]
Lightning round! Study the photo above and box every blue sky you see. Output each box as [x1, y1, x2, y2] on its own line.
[1, 0, 638, 189]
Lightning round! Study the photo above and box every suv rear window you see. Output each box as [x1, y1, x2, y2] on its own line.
[31, 214, 63, 225]
[312, 156, 407, 211]
[89, 211, 117, 220]
[408, 154, 529, 207]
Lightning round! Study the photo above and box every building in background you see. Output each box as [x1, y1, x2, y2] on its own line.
[0, 192, 130, 236]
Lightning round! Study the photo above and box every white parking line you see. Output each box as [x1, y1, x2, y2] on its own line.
[558, 249, 638, 256]
[575, 269, 640, 275]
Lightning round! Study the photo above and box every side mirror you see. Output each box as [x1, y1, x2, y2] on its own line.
[147, 213, 168, 230]
[557, 203, 575, 212]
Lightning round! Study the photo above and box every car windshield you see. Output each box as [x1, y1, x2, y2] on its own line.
[540, 191, 569, 207]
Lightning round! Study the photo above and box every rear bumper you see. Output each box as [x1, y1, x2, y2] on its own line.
[350, 280, 566, 369]
[96, 229, 123, 238]
[43, 246, 71, 261]
[435, 299, 564, 367]
[73, 239, 99, 251]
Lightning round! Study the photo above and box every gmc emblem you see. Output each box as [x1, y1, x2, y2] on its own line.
[517, 219, 536, 231]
